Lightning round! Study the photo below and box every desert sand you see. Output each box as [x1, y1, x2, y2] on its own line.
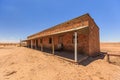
[0, 44, 120, 80]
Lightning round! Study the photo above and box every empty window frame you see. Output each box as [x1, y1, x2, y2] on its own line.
[49, 37, 52, 44]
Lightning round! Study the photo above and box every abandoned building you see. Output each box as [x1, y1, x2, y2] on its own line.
[24, 13, 100, 62]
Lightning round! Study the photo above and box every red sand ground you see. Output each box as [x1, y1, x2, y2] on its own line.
[0, 43, 120, 80]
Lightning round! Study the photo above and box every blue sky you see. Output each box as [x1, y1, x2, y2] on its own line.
[0, 0, 120, 42]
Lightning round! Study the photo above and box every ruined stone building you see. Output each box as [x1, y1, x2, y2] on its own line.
[24, 13, 100, 62]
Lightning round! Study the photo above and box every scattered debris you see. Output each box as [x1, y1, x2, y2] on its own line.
[4, 71, 17, 76]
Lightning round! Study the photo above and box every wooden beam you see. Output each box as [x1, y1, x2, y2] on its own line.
[106, 53, 120, 63]
[107, 53, 120, 56]
[27, 26, 88, 40]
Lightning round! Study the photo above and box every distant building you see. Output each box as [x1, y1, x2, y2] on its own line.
[24, 13, 100, 62]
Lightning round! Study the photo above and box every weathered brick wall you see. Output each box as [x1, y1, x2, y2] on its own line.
[78, 33, 89, 54]
[42, 37, 52, 48]
[27, 14, 100, 56]
[38, 32, 89, 55]
[88, 18, 100, 56]
[61, 32, 89, 54]
[62, 32, 73, 51]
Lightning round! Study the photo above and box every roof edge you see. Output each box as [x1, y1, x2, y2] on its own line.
[28, 13, 90, 38]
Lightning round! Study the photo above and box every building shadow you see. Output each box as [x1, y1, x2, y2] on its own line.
[33, 47, 106, 66]
[42, 48, 90, 62]
[42, 48, 52, 54]
[41, 48, 75, 60]
[78, 52, 106, 66]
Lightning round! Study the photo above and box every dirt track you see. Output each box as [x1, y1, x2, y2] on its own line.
[0, 46, 120, 80]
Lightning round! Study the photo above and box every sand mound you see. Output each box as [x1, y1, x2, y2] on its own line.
[0, 46, 120, 80]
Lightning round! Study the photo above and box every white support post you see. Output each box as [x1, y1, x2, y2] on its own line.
[52, 37, 55, 55]
[31, 40, 33, 49]
[74, 32, 78, 62]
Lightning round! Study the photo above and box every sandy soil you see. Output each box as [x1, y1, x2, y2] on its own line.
[0, 45, 120, 80]
[100, 43, 120, 66]
[100, 43, 120, 52]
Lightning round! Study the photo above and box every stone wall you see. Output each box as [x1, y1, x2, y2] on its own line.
[27, 14, 100, 56]
[88, 18, 100, 56]
[35, 32, 89, 55]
